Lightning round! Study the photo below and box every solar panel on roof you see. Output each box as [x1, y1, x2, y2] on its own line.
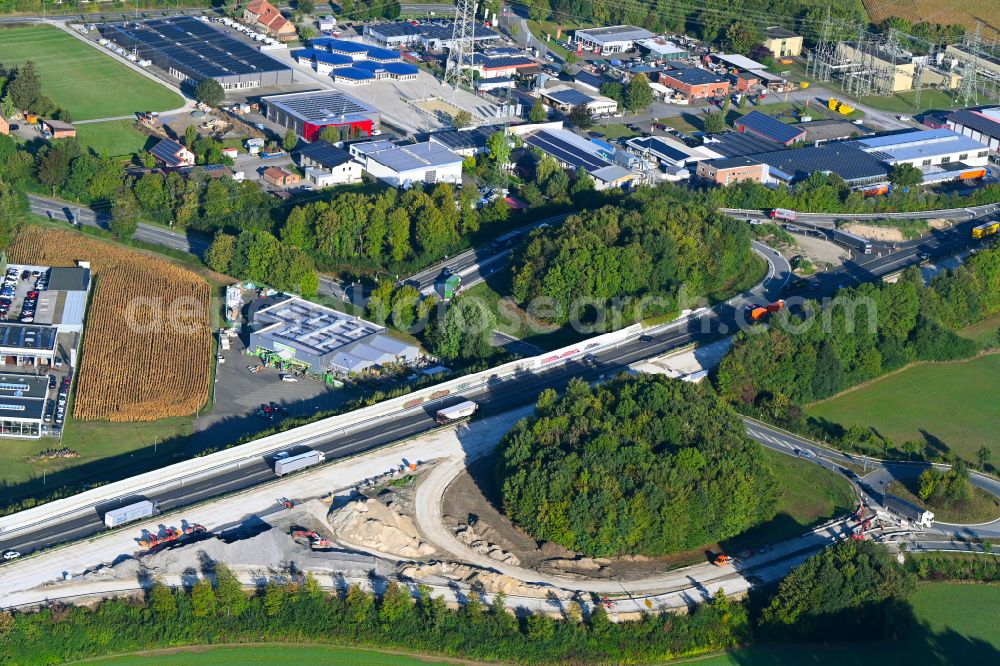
[736, 110, 806, 144]
[525, 131, 611, 171]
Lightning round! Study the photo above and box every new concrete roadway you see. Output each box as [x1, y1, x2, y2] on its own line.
[0, 214, 991, 560]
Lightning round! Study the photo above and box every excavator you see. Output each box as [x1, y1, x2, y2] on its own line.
[291, 529, 332, 550]
[137, 523, 205, 549]
[851, 504, 873, 541]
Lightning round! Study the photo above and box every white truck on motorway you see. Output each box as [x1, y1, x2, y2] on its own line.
[436, 400, 478, 424]
[104, 500, 155, 528]
[273, 450, 325, 476]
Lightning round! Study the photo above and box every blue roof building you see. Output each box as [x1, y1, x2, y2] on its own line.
[734, 110, 806, 145]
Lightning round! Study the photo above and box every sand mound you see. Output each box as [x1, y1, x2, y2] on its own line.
[328, 497, 435, 559]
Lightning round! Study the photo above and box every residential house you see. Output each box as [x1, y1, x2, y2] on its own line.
[244, 0, 296, 42]
[150, 138, 195, 168]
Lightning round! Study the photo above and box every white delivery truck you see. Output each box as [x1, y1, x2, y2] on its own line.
[104, 500, 155, 528]
[273, 450, 325, 476]
[436, 400, 478, 424]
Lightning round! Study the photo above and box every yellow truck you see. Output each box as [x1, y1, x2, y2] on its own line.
[973, 221, 1000, 239]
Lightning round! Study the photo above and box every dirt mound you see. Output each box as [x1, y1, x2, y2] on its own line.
[842, 223, 903, 242]
[454, 522, 521, 566]
[328, 497, 435, 559]
[401, 561, 565, 599]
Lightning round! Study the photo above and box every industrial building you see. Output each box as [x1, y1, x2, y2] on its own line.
[659, 67, 730, 100]
[636, 38, 687, 60]
[753, 144, 889, 187]
[523, 127, 635, 190]
[852, 128, 989, 178]
[262, 90, 380, 142]
[573, 25, 654, 55]
[428, 126, 498, 157]
[539, 85, 619, 116]
[696, 157, 767, 185]
[99, 17, 294, 90]
[734, 110, 806, 145]
[763, 26, 802, 57]
[0, 323, 57, 367]
[466, 54, 538, 78]
[947, 108, 1000, 153]
[249, 296, 420, 376]
[626, 135, 722, 168]
[0, 373, 50, 439]
[352, 141, 463, 187]
[292, 42, 419, 83]
[295, 140, 364, 186]
[363, 20, 500, 50]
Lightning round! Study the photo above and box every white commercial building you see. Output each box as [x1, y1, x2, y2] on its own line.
[853, 128, 989, 176]
[574, 25, 655, 55]
[353, 140, 463, 187]
[295, 140, 364, 186]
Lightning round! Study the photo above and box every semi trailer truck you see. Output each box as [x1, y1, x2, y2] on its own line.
[436, 401, 478, 424]
[273, 450, 325, 476]
[104, 500, 155, 528]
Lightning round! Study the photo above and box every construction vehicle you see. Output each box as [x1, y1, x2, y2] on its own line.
[138, 523, 205, 549]
[436, 400, 478, 424]
[104, 500, 155, 528]
[273, 449, 325, 476]
[712, 553, 733, 566]
[827, 98, 854, 115]
[851, 505, 872, 541]
[278, 497, 295, 509]
[292, 529, 332, 550]
[973, 221, 1000, 239]
[769, 208, 797, 221]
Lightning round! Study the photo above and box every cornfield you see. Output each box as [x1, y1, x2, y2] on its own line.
[862, 0, 998, 39]
[9, 227, 212, 422]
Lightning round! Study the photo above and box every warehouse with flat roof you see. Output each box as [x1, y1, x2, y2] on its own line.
[574, 25, 654, 54]
[262, 90, 380, 142]
[249, 297, 419, 375]
[0, 373, 49, 439]
[99, 17, 293, 90]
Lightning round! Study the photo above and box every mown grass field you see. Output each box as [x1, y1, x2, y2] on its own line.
[862, 0, 998, 39]
[80, 645, 461, 665]
[679, 583, 1000, 665]
[74, 120, 156, 157]
[723, 448, 856, 550]
[806, 354, 1000, 463]
[0, 25, 182, 120]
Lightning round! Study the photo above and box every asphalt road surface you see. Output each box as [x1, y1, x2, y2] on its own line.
[2, 217, 992, 558]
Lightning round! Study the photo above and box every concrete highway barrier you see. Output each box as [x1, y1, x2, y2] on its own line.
[720, 203, 999, 221]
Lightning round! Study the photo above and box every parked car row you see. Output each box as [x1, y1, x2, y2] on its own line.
[1, 266, 49, 321]
[47, 374, 72, 428]
[256, 401, 288, 420]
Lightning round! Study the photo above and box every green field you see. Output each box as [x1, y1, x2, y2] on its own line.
[679, 583, 1000, 665]
[723, 448, 856, 550]
[959, 311, 1000, 348]
[79, 645, 460, 665]
[0, 25, 182, 121]
[806, 354, 1000, 463]
[75, 120, 156, 157]
[860, 89, 962, 114]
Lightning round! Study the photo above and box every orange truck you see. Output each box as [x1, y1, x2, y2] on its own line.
[712, 553, 733, 566]
[749, 300, 785, 321]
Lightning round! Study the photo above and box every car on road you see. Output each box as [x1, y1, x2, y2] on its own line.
[583, 353, 598, 365]
[917, 252, 930, 260]
[2, 550, 20, 560]
[639, 334, 653, 343]
[280, 374, 298, 382]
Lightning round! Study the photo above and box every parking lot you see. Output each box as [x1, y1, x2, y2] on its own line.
[191, 332, 359, 446]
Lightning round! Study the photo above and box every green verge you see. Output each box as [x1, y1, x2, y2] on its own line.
[74, 120, 156, 158]
[959, 311, 1000, 348]
[886, 475, 1000, 524]
[677, 583, 1000, 665]
[75, 644, 461, 665]
[0, 25, 182, 120]
[805, 354, 1000, 464]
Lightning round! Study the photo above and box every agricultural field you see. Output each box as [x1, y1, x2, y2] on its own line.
[0, 25, 182, 121]
[862, 0, 998, 39]
[8, 226, 212, 422]
[806, 354, 1000, 463]
[74, 120, 156, 157]
[682, 583, 1000, 665]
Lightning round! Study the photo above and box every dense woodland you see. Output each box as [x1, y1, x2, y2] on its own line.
[714, 246, 1000, 457]
[510, 186, 759, 325]
[496, 375, 779, 557]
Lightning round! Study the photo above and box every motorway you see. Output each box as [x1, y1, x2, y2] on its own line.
[2, 211, 995, 559]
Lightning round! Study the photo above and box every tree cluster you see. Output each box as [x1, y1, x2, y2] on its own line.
[0, 60, 73, 121]
[917, 463, 971, 506]
[760, 539, 915, 641]
[510, 185, 757, 324]
[0, 561, 749, 665]
[518, 154, 595, 208]
[339, 0, 400, 20]
[496, 375, 779, 557]
[708, 172, 1000, 215]
[714, 263, 986, 427]
[907, 552, 1000, 582]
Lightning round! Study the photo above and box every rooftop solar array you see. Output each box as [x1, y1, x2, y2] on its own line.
[575, 70, 607, 89]
[948, 109, 1000, 138]
[704, 132, 785, 157]
[255, 297, 380, 357]
[0, 323, 57, 352]
[544, 88, 594, 106]
[365, 141, 463, 172]
[525, 130, 612, 172]
[429, 126, 496, 152]
[297, 140, 353, 168]
[150, 138, 188, 167]
[735, 110, 806, 144]
[752, 144, 888, 183]
[626, 136, 693, 163]
[662, 67, 727, 86]
[366, 20, 499, 42]
[264, 91, 378, 124]
[100, 17, 291, 80]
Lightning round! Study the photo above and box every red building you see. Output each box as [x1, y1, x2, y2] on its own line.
[660, 67, 730, 100]
[262, 90, 380, 143]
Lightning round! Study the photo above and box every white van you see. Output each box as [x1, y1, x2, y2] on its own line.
[280, 374, 298, 383]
